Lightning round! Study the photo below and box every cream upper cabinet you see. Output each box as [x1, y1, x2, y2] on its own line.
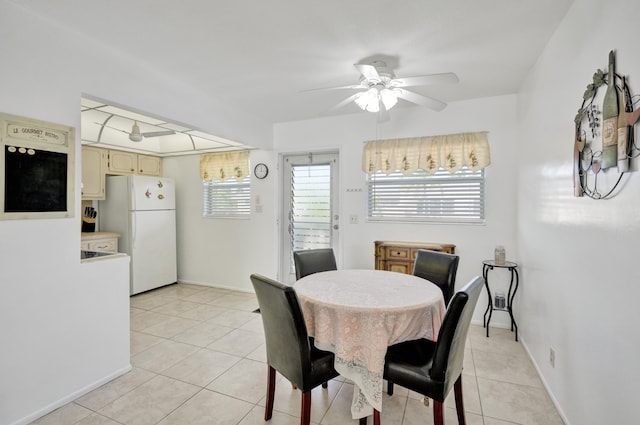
[138, 154, 162, 176]
[107, 150, 162, 176]
[81, 146, 106, 200]
[107, 150, 137, 175]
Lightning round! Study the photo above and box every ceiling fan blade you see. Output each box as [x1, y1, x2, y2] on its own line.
[302, 84, 365, 92]
[141, 130, 176, 138]
[397, 89, 447, 111]
[391, 72, 459, 88]
[324, 92, 363, 114]
[94, 122, 130, 135]
[354, 64, 381, 83]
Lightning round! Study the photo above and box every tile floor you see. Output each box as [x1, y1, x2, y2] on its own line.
[32, 283, 565, 425]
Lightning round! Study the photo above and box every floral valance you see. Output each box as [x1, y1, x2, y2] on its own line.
[200, 150, 249, 181]
[362, 131, 491, 175]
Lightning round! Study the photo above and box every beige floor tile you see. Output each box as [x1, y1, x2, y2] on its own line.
[76, 367, 157, 410]
[131, 339, 200, 373]
[268, 375, 342, 422]
[473, 349, 543, 388]
[206, 328, 265, 357]
[468, 325, 525, 357]
[31, 403, 92, 424]
[207, 308, 257, 328]
[129, 310, 173, 331]
[151, 299, 203, 315]
[206, 358, 268, 403]
[403, 398, 485, 425]
[130, 330, 164, 355]
[245, 342, 267, 362]
[162, 348, 242, 387]
[141, 315, 200, 338]
[172, 321, 234, 347]
[443, 374, 482, 415]
[238, 405, 307, 425]
[98, 375, 199, 425]
[75, 413, 123, 425]
[150, 283, 207, 299]
[239, 315, 266, 334]
[319, 382, 365, 425]
[174, 303, 227, 321]
[478, 377, 564, 425]
[129, 294, 174, 311]
[158, 388, 254, 424]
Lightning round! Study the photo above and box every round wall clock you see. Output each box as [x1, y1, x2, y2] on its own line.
[254, 163, 269, 179]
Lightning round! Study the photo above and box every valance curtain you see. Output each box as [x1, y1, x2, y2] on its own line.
[362, 131, 491, 175]
[200, 150, 249, 181]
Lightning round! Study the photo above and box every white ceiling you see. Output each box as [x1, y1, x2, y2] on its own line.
[15, 0, 574, 155]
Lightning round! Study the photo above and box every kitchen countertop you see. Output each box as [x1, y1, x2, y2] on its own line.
[81, 231, 120, 240]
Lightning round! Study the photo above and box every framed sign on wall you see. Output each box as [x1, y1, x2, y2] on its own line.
[0, 112, 75, 219]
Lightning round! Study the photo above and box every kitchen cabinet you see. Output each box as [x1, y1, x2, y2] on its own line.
[374, 240, 456, 274]
[81, 146, 106, 200]
[107, 150, 162, 176]
[137, 154, 162, 176]
[81, 232, 120, 253]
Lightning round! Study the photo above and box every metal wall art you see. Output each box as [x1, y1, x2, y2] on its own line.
[574, 50, 640, 199]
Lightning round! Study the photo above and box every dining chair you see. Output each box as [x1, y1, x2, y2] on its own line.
[412, 249, 460, 305]
[382, 276, 483, 425]
[387, 249, 460, 396]
[250, 273, 340, 425]
[293, 248, 337, 280]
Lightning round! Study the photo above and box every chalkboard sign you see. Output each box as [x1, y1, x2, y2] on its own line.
[4, 146, 68, 212]
[0, 112, 75, 220]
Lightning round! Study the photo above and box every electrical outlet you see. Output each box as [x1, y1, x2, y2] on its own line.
[549, 348, 555, 368]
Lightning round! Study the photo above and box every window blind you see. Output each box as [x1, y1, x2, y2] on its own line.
[367, 167, 485, 223]
[203, 175, 251, 218]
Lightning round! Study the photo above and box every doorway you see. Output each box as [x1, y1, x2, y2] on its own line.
[280, 152, 339, 283]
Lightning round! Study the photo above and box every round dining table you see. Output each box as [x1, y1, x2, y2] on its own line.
[294, 269, 446, 420]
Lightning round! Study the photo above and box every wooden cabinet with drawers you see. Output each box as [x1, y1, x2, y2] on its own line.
[374, 240, 456, 274]
[81, 232, 120, 253]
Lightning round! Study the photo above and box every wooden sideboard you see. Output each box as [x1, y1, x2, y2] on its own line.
[374, 240, 456, 275]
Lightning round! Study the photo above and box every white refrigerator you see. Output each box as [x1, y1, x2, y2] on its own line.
[100, 175, 177, 295]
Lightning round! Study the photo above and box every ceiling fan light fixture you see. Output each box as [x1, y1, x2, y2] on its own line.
[129, 121, 143, 142]
[355, 88, 381, 112]
[380, 88, 398, 110]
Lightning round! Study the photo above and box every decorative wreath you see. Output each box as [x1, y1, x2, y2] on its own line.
[573, 53, 640, 199]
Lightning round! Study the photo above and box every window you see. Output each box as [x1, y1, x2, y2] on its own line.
[367, 167, 485, 223]
[203, 176, 251, 218]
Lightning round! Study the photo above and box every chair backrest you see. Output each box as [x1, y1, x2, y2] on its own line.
[412, 249, 460, 305]
[250, 273, 312, 387]
[429, 276, 483, 393]
[293, 248, 337, 280]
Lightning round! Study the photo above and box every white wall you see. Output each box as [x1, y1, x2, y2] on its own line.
[516, 1, 640, 424]
[0, 2, 272, 424]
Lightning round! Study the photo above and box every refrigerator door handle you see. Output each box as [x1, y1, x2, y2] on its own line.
[131, 212, 136, 249]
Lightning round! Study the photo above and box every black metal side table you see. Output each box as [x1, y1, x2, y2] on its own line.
[482, 260, 519, 341]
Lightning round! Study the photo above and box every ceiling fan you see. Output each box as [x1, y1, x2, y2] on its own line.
[97, 120, 176, 142]
[316, 60, 458, 120]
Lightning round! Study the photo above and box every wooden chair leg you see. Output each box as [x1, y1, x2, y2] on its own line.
[301, 391, 312, 425]
[265, 366, 276, 420]
[387, 381, 394, 395]
[359, 417, 367, 425]
[373, 409, 381, 425]
[454, 375, 466, 425]
[433, 400, 444, 425]
[322, 381, 328, 388]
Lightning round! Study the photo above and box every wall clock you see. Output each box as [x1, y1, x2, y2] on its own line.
[254, 163, 269, 179]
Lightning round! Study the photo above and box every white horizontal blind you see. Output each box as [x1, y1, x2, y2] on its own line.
[290, 164, 332, 253]
[203, 176, 251, 218]
[367, 167, 485, 223]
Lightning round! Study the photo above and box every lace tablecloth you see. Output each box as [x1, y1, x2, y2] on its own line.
[294, 269, 446, 419]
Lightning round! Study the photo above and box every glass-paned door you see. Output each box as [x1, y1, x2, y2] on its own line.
[281, 152, 339, 283]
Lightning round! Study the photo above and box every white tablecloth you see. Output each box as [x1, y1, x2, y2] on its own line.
[295, 269, 445, 419]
